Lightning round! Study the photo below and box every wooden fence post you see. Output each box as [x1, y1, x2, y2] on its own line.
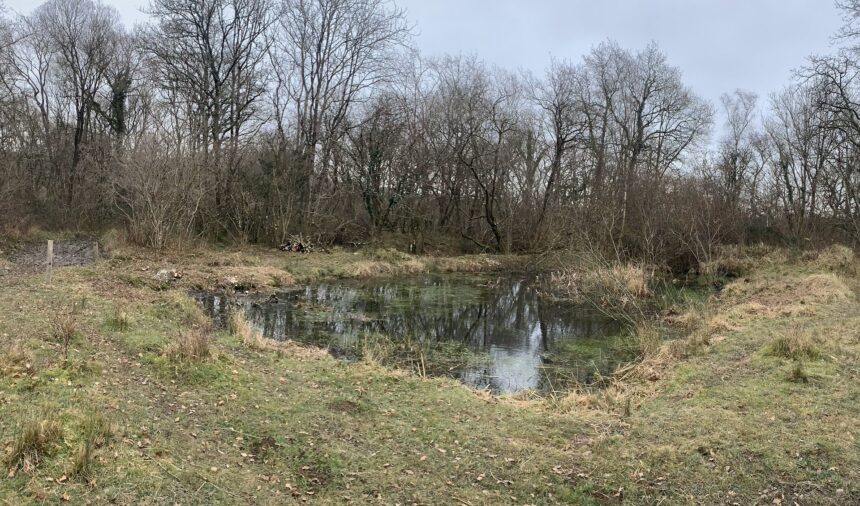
[45, 240, 53, 284]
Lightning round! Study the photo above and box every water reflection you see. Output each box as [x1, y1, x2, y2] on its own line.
[195, 275, 622, 393]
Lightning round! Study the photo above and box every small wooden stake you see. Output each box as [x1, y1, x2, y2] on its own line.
[46, 240, 53, 284]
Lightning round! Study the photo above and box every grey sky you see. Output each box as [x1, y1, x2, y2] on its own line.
[4, 0, 846, 114]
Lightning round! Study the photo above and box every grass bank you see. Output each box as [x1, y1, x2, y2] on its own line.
[1, 241, 859, 504]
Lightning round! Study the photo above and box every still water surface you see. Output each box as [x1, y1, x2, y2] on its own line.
[195, 275, 624, 393]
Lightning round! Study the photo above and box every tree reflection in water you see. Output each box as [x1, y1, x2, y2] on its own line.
[195, 275, 623, 394]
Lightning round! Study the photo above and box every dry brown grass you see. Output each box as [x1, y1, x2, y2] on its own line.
[709, 244, 790, 275]
[549, 262, 655, 325]
[350, 260, 395, 278]
[721, 272, 851, 319]
[551, 264, 653, 300]
[601, 254, 855, 409]
[228, 309, 267, 350]
[551, 263, 654, 300]
[0, 341, 32, 377]
[274, 340, 330, 360]
[360, 334, 393, 366]
[68, 412, 113, 480]
[349, 258, 428, 278]
[431, 255, 502, 273]
[766, 326, 822, 360]
[52, 311, 79, 361]
[217, 266, 295, 290]
[166, 326, 211, 362]
[226, 310, 329, 359]
[5, 417, 62, 473]
[804, 244, 855, 271]
[557, 384, 631, 414]
[107, 305, 131, 332]
[634, 323, 663, 357]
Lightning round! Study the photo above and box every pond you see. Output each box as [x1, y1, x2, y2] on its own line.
[194, 274, 629, 394]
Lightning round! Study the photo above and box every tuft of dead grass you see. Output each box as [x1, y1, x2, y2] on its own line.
[797, 273, 853, 303]
[350, 260, 394, 278]
[107, 305, 131, 332]
[712, 244, 790, 274]
[218, 266, 295, 290]
[0, 341, 32, 377]
[5, 417, 63, 473]
[52, 310, 79, 361]
[360, 334, 393, 367]
[766, 326, 822, 361]
[431, 255, 502, 273]
[549, 263, 654, 324]
[803, 244, 855, 271]
[556, 384, 631, 414]
[634, 323, 663, 357]
[68, 412, 113, 480]
[228, 309, 267, 350]
[166, 326, 211, 362]
[225, 310, 329, 359]
[722, 272, 851, 318]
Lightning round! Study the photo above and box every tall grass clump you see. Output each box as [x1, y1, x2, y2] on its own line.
[68, 412, 113, 480]
[549, 262, 655, 325]
[106, 305, 131, 332]
[804, 244, 855, 272]
[766, 326, 821, 361]
[228, 309, 267, 350]
[52, 310, 79, 361]
[360, 334, 394, 367]
[5, 417, 62, 473]
[0, 341, 31, 377]
[166, 326, 211, 362]
[634, 323, 663, 358]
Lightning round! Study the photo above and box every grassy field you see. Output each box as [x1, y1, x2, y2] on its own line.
[1, 240, 859, 504]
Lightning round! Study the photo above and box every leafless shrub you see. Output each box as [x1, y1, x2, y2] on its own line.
[114, 142, 204, 249]
[52, 310, 79, 361]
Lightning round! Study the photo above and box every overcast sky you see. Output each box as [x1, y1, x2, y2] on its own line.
[3, 0, 847, 114]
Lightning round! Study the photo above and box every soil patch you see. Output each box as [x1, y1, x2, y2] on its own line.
[7, 239, 100, 270]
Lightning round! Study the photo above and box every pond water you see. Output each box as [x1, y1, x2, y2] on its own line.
[194, 274, 628, 394]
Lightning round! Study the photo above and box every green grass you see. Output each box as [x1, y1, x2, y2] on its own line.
[0, 249, 591, 504]
[0, 245, 859, 504]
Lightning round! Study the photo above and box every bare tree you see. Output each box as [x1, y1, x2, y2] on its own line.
[531, 58, 582, 242]
[3, 0, 857, 259]
[145, 0, 273, 238]
[766, 83, 836, 244]
[271, 0, 411, 233]
[34, 0, 122, 211]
